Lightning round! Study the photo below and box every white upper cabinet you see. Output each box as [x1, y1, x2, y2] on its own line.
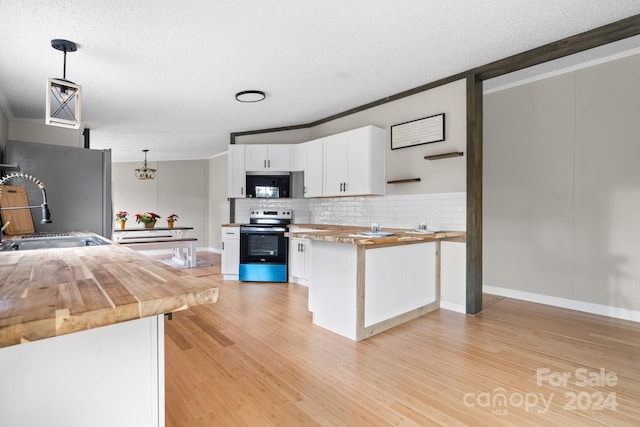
[227, 126, 385, 198]
[245, 144, 290, 172]
[227, 144, 246, 198]
[290, 143, 306, 172]
[304, 138, 324, 198]
[323, 125, 385, 197]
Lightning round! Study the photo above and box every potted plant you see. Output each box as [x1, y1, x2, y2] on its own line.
[135, 212, 161, 228]
[115, 211, 129, 229]
[166, 213, 179, 229]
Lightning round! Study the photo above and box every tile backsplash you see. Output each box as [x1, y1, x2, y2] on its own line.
[235, 192, 466, 231]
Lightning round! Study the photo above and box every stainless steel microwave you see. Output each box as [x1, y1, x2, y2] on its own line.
[246, 173, 291, 198]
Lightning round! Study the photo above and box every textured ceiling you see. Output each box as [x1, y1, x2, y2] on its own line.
[1, 1, 639, 162]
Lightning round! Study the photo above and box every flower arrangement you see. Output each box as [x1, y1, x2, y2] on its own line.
[115, 211, 128, 220]
[167, 213, 179, 222]
[135, 212, 161, 224]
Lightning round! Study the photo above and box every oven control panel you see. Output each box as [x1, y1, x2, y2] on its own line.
[249, 209, 292, 221]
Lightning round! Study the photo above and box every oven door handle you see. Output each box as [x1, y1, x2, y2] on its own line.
[240, 227, 287, 234]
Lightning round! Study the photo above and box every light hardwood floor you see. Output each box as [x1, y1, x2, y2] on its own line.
[163, 252, 640, 426]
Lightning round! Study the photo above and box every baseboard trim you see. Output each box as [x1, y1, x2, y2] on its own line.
[483, 285, 640, 323]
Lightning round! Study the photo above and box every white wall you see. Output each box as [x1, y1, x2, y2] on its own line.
[484, 52, 640, 318]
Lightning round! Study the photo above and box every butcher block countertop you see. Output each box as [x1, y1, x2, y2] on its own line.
[286, 224, 466, 246]
[0, 241, 219, 349]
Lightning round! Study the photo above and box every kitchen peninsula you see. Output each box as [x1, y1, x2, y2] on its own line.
[287, 226, 465, 340]
[0, 239, 218, 427]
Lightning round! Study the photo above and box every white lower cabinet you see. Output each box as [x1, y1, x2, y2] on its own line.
[0, 315, 165, 427]
[440, 241, 467, 313]
[221, 226, 240, 279]
[289, 237, 311, 286]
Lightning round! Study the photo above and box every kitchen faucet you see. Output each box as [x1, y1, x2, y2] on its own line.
[0, 172, 52, 241]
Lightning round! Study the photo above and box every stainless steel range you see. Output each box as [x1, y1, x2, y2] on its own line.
[239, 209, 292, 282]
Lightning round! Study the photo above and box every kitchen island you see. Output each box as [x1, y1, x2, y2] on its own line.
[0, 239, 218, 427]
[287, 226, 465, 340]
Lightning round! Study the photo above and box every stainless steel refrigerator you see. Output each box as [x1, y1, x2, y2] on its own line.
[2, 140, 112, 238]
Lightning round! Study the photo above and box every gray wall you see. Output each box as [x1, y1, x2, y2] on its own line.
[112, 160, 208, 247]
[208, 153, 229, 250]
[9, 120, 82, 148]
[484, 53, 640, 311]
[0, 106, 7, 154]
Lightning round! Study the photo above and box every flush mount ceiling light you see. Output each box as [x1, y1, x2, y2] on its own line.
[235, 90, 266, 103]
[134, 149, 157, 180]
[46, 39, 82, 129]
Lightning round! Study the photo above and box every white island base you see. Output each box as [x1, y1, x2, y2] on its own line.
[310, 240, 438, 341]
[0, 315, 165, 427]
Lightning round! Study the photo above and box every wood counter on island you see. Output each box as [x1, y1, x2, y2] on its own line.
[0, 242, 217, 347]
[286, 225, 465, 341]
[0, 239, 219, 427]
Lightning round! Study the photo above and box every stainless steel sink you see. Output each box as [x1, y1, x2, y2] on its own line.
[0, 235, 111, 251]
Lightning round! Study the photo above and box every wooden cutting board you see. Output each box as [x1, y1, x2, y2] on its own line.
[0, 185, 35, 235]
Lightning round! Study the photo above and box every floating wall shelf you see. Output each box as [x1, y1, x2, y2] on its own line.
[386, 178, 421, 184]
[424, 151, 464, 160]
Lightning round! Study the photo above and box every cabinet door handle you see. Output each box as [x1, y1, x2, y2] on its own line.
[264, 159, 267, 168]
[268, 159, 271, 168]
[300, 243, 304, 252]
[222, 242, 225, 250]
[343, 182, 347, 192]
[241, 186, 244, 195]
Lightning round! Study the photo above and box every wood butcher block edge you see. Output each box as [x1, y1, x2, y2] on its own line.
[287, 224, 466, 246]
[0, 240, 218, 349]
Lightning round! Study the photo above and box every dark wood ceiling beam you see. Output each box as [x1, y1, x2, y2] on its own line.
[474, 14, 640, 81]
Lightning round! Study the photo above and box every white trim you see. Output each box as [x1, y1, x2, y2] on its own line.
[484, 285, 640, 323]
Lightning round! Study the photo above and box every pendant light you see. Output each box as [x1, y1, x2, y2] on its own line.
[46, 39, 82, 129]
[134, 149, 157, 180]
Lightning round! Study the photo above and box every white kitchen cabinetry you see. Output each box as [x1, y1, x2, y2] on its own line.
[221, 226, 240, 279]
[304, 138, 324, 198]
[245, 144, 290, 172]
[289, 143, 306, 172]
[323, 125, 385, 197]
[0, 315, 164, 427]
[440, 241, 467, 314]
[227, 144, 246, 198]
[289, 237, 311, 286]
[309, 240, 436, 340]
